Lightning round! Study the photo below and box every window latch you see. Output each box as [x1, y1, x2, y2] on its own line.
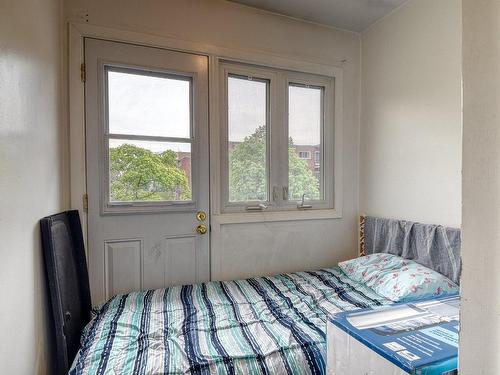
[282, 187, 289, 201]
[245, 203, 268, 211]
[273, 186, 280, 202]
[297, 194, 312, 210]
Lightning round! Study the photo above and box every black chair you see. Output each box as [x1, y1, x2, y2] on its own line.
[40, 210, 92, 375]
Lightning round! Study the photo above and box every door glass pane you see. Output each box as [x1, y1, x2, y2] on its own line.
[288, 84, 323, 201]
[109, 139, 192, 202]
[107, 68, 191, 138]
[227, 75, 268, 202]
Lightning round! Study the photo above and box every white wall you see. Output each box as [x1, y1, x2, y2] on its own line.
[0, 0, 64, 374]
[360, 0, 462, 227]
[65, 0, 363, 279]
[460, 0, 500, 373]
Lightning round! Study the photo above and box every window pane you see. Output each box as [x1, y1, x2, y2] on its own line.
[288, 84, 323, 201]
[109, 139, 191, 202]
[228, 75, 268, 202]
[107, 69, 191, 138]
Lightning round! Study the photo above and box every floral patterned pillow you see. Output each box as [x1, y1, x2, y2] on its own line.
[339, 253, 459, 302]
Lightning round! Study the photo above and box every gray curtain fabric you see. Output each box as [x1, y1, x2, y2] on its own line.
[364, 216, 462, 284]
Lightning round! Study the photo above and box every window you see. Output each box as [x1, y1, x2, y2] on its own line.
[288, 83, 323, 201]
[298, 151, 312, 159]
[314, 151, 321, 165]
[227, 74, 269, 202]
[220, 62, 335, 212]
[105, 67, 193, 205]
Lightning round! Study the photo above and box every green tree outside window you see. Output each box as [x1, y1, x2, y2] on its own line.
[109, 127, 319, 204]
[109, 143, 191, 201]
[229, 125, 320, 202]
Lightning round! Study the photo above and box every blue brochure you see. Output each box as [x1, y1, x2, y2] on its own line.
[330, 295, 459, 375]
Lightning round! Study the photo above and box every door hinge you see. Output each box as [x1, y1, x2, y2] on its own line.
[82, 193, 88, 212]
[80, 63, 86, 83]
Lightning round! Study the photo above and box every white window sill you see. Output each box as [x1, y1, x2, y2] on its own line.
[212, 208, 342, 225]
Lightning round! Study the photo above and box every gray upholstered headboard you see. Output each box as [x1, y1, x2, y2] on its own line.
[359, 216, 461, 284]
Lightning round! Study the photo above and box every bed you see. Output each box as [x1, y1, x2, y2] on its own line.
[69, 268, 391, 374]
[41, 212, 460, 375]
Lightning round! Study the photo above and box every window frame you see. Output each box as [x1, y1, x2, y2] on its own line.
[219, 61, 336, 213]
[282, 72, 334, 210]
[219, 62, 278, 213]
[100, 63, 199, 214]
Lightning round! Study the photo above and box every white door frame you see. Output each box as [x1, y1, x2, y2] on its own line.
[68, 22, 344, 277]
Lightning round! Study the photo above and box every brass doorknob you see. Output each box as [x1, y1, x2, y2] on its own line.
[196, 224, 208, 235]
[196, 211, 207, 221]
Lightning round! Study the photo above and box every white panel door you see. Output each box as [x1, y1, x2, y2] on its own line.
[85, 38, 209, 304]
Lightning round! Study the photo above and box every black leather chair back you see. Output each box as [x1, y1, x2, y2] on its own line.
[40, 210, 91, 374]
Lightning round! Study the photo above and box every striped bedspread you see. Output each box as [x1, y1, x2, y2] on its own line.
[70, 267, 391, 375]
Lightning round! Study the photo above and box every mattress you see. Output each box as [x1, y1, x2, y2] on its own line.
[70, 267, 391, 375]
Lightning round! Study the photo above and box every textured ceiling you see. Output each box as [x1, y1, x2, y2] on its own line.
[228, 0, 408, 32]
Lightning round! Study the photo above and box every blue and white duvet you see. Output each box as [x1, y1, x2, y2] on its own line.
[70, 267, 391, 374]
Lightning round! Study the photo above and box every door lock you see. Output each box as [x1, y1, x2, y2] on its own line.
[196, 211, 207, 221]
[196, 224, 208, 235]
